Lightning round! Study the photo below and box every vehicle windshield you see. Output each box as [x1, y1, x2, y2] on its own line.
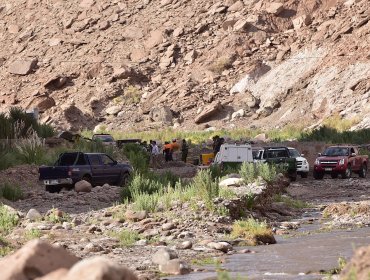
[94, 135, 114, 142]
[322, 147, 349, 156]
[266, 149, 289, 158]
[289, 149, 301, 158]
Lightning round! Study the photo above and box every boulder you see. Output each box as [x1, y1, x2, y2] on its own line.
[177, 241, 193, 250]
[125, 210, 147, 222]
[159, 259, 191, 275]
[9, 59, 38, 75]
[26, 209, 42, 221]
[292, 15, 312, 30]
[228, 1, 244, 11]
[8, 24, 20, 34]
[65, 257, 137, 280]
[162, 222, 176, 231]
[44, 75, 70, 90]
[29, 96, 56, 112]
[253, 133, 268, 142]
[207, 241, 232, 253]
[145, 30, 163, 49]
[74, 180, 92, 193]
[265, 3, 284, 15]
[105, 105, 122, 115]
[152, 248, 178, 265]
[341, 245, 370, 280]
[79, 0, 95, 8]
[36, 268, 68, 280]
[219, 178, 244, 188]
[0, 240, 79, 280]
[183, 50, 198, 64]
[233, 19, 249, 31]
[194, 101, 223, 124]
[231, 109, 245, 120]
[149, 106, 173, 124]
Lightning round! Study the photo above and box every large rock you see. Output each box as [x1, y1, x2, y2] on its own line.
[149, 106, 173, 124]
[105, 105, 122, 116]
[158, 259, 191, 275]
[194, 101, 223, 124]
[74, 180, 92, 193]
[292, 15, 312, 30]
[125, 210, 147, 222]
[152, 248, 178, 265]
[219, 178, 244, 188]
[145, 30, 163, 49]
[228, 1, 244, 11]
[341, 245, 370, 280]
[65, 257, 137, 280]
[8, 59, 38, 75]
[265, 2, 284, 15]
[29, 96, 56, 112]
[207, 241, 232, 253]
[0, 240, 79, 280]
[44, 75, 70, 90]
[26, 209, 42, 221]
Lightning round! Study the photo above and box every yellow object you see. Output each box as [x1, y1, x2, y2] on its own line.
[201, 153, 215, 165]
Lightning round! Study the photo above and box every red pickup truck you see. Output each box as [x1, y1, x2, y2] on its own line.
[313, 146, 368, 179]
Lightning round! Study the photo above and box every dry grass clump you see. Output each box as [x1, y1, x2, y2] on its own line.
[323, 203, 370, 218]
[231, 218, 276, 246]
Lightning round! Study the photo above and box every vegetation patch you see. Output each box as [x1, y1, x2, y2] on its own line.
[323, 203, 370, 218]
[0, 182, 24, 201]
[0, 236, 13, 256]
[24, 229, 42, 240]
[192, 256, 221, 266]
[274, 194, 311, 209]
[240, 162, 279, 184]
[0, 205, 19, 235]
[110, 229, 141, 247]
[231, 218, 275, 246]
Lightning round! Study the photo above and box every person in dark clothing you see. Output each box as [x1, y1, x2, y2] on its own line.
[212, 135, 220, 154]
[163, 141, 173, 162]
[181, 139, 189, 162]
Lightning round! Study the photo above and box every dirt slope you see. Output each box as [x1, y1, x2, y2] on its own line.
[0, 0, 369, 132]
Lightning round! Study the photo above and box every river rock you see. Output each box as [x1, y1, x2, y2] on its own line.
[152, 248, 178, 265]
[26, 209, 42, 221]
[74, 180, 92, 193]
[125, 210, 147, 222]
[8, 59, 38, 75]
[207, 241, 232, 253]
[0, 240, 79, 279]
[159, 259, 191, 275]
[219, 178, 244, 187]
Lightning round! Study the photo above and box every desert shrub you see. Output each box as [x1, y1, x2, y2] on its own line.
[0, 182, 24, 201]
[192, 169, 219, 210]
[0, 236, 12, 256]
[15, 133, 45, 165]
[132, 192, 160, 212]
[122, 143, 149, 174]
[0, 205, 19, 235]
[274, 194, 310, 209]
[209, 57, 233, 74]
[24, 229, 42, 240]
[123, 86, 142, 105]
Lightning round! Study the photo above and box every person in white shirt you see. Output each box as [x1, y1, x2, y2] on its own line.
[151, 141, 160, 155]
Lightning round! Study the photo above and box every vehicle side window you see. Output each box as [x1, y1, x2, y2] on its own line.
[101, 155, 114, 165]
[88, 155, 101, 165]
[59, 154, 77, 166]
[75, 153, 87, 165]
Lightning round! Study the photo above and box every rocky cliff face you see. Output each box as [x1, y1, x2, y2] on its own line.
[0, 0, 369, 132]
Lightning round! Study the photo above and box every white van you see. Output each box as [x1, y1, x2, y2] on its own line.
[214, 144, 254, 165]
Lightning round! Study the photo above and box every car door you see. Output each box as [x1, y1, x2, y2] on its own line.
[99, 154, 121, 184]
[349, 147, 358, 170]
[87, 154, 104, 185]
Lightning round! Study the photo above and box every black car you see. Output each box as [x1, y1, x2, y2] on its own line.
[39, 152, 132, 192]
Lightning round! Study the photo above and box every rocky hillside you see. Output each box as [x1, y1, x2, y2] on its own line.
[0, 0, 369, 132]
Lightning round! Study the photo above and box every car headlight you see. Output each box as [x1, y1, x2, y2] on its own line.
[339, 159, 345, 165]
[315, 159, 320, 165]
[303, 160, 308, 165]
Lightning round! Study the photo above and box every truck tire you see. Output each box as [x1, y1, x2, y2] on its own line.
[341, 165, 352, 179]
[119, 172, 131, 187]
[331, 173, 338, 179]
[45, 185, 62, 193]
[300, 172, 308, 178]
[313, 171, 324, 180]
[359, 164, 367, 178]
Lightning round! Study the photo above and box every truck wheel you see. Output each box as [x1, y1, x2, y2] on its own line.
[300, 172, 308, 178]
[342, 165, 352, 179]
[45, 185, 62, 193]
[359, 164, 367, 178]
[331, 173, 338, 179]
[313, 171, 324, 180]
[119, 172, 131, 187]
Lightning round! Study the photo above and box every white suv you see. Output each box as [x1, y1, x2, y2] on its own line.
[288, 147, 309, 178]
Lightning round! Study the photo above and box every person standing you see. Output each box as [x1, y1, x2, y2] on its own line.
[181, 139, 189, 163]
[151, 141, 160, 155]
[163, 141, 173, 162]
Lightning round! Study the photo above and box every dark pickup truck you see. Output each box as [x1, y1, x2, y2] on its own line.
[39, 152, 133, 192]
[314, 146, 368, 179]
[254, 146, 297, 181]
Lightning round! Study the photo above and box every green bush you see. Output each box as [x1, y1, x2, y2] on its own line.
[192, 169, 219, 209]
[15, 134, 45, 165]
[0, 205, 19, 235]
[0, 182, 24, 201]
[240, 163, 278, 184]
[122, 143, 149, 174]
[110, 229, 141, 247]
[132, 192, 160, 212]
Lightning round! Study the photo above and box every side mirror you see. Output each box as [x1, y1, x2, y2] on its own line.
[318, 153, 322, 156]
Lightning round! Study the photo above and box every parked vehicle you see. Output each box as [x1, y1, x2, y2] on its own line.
[254, 147, 297, 181]
[92, 134, 116, 146]
[288, 147, 309, 178]
[39, 152, 133, 192]
[313, 146, 368, 179]
[213, 144, 253, 167]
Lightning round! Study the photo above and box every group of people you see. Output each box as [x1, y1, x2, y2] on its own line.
[147, 139, 189, 162]
[212, 135, 225, 155]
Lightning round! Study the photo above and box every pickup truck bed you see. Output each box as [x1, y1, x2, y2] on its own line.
[39, 152, 132, 192]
